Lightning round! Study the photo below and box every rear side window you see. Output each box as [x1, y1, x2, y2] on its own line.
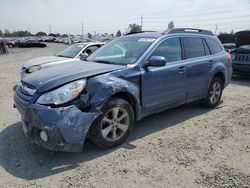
[183, 37, 205, 59]
[150, 37, 182, 63]
[206, 38, 223, 54]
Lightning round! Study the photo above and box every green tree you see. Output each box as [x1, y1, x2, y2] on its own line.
[128, 23, 142, 34]
[87, 33, 93, 39]
[36, 31, 47, 36]
[116, 30, 122, 37]
[61, 34, 68, 38]
[4, 29, 12, 37]
[48, 33, 56, 37]
[0, 30, 3, 37]
[13, 30, 31, 37]
[168, 21, 175, 29]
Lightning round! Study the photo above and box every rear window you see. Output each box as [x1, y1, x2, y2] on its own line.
[206, 38, 223, 54]
[183, 37, 205, 59]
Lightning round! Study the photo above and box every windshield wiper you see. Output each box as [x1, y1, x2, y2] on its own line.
[57, 54, 65, 57]
[57, 55, 71, 58]
[94, 60, 115, 65]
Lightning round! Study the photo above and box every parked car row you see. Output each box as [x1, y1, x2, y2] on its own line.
[17, 39, 47, 48]
[13, 28, 233, 152]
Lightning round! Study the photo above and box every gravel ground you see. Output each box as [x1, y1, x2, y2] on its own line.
[0, 43, 249, 188]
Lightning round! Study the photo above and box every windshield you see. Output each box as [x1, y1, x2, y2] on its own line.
[57, 44, 85, 58]
[239, 45, 250, 50]
[86, 37, 156, 65]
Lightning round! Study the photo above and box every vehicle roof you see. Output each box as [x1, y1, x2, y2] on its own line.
[123, 28, 215, 39]
[123, 32, 163, 38]
[235, 30, 250, 36]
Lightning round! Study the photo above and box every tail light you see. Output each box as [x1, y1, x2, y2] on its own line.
[227, 53, 233, 62]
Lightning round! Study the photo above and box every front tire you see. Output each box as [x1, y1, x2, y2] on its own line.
[89, 98, 134, 149]
[200, 77, 223, 108]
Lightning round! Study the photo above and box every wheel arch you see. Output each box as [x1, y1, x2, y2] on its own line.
[110, 91, 138, 121]
[213, 71, 226, 89]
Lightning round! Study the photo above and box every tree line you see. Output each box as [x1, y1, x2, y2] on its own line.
[0, 21, 175, 38]
[0, 29, 68, 38]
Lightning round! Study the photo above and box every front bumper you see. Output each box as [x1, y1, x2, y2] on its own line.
[232, 61, 250, 74]
[14, 98, 101, 152]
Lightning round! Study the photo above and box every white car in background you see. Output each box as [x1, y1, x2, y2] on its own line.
[20, 42, 105, 79]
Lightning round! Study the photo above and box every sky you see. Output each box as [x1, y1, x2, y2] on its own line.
[0, 0, 249, 35]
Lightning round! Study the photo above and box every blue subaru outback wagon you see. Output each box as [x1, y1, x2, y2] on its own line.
[14, 28, 232, 152]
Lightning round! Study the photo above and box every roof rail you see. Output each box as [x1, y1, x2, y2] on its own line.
[125, 31, 157, 35]
[165, 28, 214, 36]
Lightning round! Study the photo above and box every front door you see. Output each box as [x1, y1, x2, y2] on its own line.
[141, 37, 187, 110]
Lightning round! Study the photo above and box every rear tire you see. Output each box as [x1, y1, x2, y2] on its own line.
[200, 77, 223, 108]
[89, 97, 134, 149]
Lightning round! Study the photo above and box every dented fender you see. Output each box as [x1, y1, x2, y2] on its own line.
[86, 70, 141, 118]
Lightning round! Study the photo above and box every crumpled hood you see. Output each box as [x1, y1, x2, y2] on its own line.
[22, 60, 126, 93]
[23, 56, 70, 68]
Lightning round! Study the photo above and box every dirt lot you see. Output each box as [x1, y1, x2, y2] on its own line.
[0, 43, 250, 188]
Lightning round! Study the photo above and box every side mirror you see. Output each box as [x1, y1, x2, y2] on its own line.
[144, 56, 167, 67]
[80, 53, 89, 60]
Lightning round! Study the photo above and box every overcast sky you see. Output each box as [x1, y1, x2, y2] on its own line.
[0, 0, 249, 35]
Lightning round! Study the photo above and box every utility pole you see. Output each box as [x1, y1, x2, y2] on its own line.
[49, 25, 51, 34]
[141, 14, 143, 31]
[81, 22, 84, 41]
[215, 24, 218, 35]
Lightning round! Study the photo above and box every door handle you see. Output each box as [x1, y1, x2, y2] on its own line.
[208, 60, 215, 65]
[177, 67, 187, 73]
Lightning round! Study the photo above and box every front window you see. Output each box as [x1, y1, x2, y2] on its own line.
[86, 37, 156, 65]
[150, 37, 182, 63]
[57, 44, 85, 58]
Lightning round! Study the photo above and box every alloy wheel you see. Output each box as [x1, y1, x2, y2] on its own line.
[209, 81, 222, 104]
[101, 107, 129, 141]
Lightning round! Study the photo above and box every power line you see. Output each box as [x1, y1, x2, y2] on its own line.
[143, 1, 250, 16]
[143, 14, 250, 24]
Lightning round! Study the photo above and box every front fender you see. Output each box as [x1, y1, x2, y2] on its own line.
[86, 72, 140, 111]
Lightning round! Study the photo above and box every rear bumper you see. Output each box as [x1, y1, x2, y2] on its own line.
[232, 61, 250, 74]
[14, 96, 101, 152]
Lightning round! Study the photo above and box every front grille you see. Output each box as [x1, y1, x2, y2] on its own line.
[235, 54, 250, 62]
[14, 83, 35, 106]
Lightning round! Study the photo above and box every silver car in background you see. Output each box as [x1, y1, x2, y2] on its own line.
[20, 42, 105, 79]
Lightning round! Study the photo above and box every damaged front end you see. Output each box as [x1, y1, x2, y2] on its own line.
[14, 83, 101, 152]
[232, 31, 250, 74]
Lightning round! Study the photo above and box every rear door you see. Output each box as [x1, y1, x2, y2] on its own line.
[141, 37, 187, 110]
[182, 36, 212, 101]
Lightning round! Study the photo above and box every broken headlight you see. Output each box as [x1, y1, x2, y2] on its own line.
[36, 79, 86, 105]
